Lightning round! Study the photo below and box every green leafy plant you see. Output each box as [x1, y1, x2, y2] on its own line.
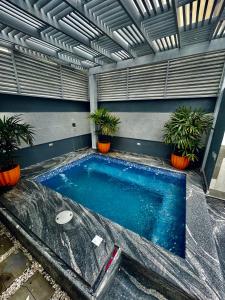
[0, 115, 35, 171]
[89, 108, 120, 142]
[163, 106, 213, 162]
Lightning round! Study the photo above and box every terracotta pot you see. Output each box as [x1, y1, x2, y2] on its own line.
[97, 142, 111, 154]
[0, 164, 21, 187]
[171, 153, 190, 170]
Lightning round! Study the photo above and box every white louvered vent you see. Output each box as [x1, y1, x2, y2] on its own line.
[97, 69, 128, 101]
[97, 51, 225, 101]
[128, 62, 168, 99]
[15, 53, 62, 98]
[0, 48, 89, 101]
[61, 66, 88, 101]
[0, 47, 17, 94]
[166, 52, 225, 98]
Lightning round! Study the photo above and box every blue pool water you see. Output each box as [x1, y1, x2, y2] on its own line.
[36, 154, 186, 257]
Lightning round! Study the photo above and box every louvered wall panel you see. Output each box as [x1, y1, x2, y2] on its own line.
[61, 66, 88, 101]
[128, 62, 168, 99]
[97, 69, 128, 101]
[14, 53, 62, 98]
[97, 51, 225, 101]
[0, 49, 17, 94]
[166, 52, 225, 98]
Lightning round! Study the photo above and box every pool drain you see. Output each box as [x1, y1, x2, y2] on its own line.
[55, 210, 73, 224]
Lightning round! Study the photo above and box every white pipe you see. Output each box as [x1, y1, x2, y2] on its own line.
[89, 74, 97, 149]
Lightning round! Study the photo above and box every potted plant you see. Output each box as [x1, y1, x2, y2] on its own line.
[163, 106, 213, 170]
[0, 115, 34, 187]
[89, 108, 120, 154]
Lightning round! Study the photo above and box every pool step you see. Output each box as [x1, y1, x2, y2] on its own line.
[0, 222, 70, 300]
[87, 162, 179, 197]
[100, 254, 194, 300]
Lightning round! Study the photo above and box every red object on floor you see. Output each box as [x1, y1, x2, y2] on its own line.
[105, 247, 118, 271]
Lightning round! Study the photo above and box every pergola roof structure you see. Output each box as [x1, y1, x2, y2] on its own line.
[0, 0, 225, 70]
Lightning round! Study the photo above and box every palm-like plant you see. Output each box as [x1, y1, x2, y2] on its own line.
[163, 107, 213, 162]
[89, 108, 120, 142]
[0, 115, 34, 171]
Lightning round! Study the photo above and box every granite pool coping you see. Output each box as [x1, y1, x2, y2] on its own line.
[0, 148, 224, 299]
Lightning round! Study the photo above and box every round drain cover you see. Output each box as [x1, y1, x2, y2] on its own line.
[55, 210, 73, 224]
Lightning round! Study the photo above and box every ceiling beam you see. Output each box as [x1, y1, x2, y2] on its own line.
[89, 38, 225, 74]
[64, 0, 136, 58]
[171, 0, 181, 48]
[117, 0, 156, 54]
[6, 0, 117, 62]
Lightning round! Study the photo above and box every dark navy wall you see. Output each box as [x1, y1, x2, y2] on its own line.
[204, 92, 225, 186]
[99, 98, 216, 113]
[0, 93, 89, 112]
[17, 134, 91, 167]
[100, 98, 216, 160]
[111, 137, 172, 158]
[0, 93, 91, 168]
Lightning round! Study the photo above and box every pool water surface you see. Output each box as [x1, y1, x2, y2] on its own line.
[36, 154, 186, 257]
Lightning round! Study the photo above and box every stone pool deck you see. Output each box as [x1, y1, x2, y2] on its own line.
[0, 222, 70, 300]
[0, 148, 225, 299]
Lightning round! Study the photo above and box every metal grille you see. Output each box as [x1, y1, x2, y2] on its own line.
[97, 51, 225, 100]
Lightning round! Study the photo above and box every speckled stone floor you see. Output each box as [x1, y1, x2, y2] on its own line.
[1, 148, 225, 300]
[0, 222, 70, 300]
[207, 196, 225, 282]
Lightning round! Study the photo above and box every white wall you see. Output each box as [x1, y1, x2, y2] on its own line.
[115, 112, 171, 142]
[0, 112, 91, 147]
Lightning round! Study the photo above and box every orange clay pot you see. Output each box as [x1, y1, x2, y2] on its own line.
[0, 164, 20, 187]
[97, 142, 111, 154]
[171, 153, 190, 170]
